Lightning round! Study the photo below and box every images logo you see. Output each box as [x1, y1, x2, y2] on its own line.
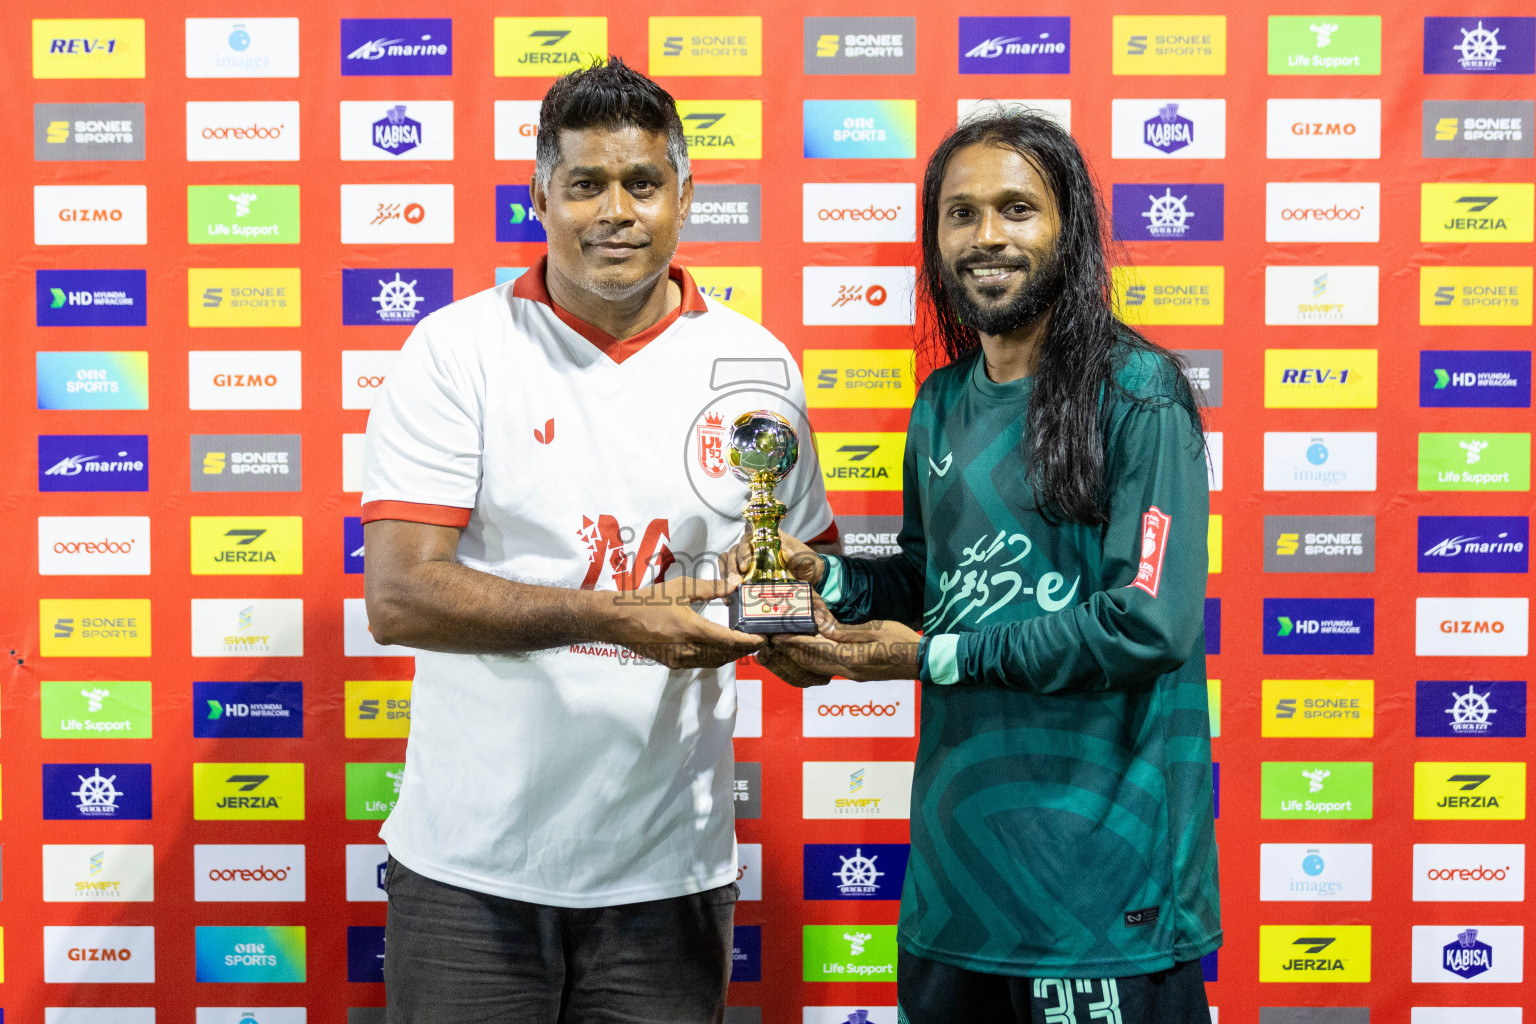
[188, 271, 301, 329]
[1268, 15, 1382, 74]
[1265, 598, 1374, 655]
[42, 763, 152, 820]
[1264, 349, 1378, 408]
[814, 433, 905, 492]
[346, 680, 412, 738]
[1111, 184, 1224, 241]
[1111, 99, 1226, 159]
[1414, 762, 1526, 820]
[1420, 266, 1532, 326]
[648, 17, 761, 76]
[36, 352, 148, 410]
[803, 844, 910, 900]
[1416, 681, 1527, 738]
[494, 18, 606, 76]
[346, 763, 406, 820]
[957, 17, 1070, 74]
[1263, 515, 1375, 573]
[339, 100, 455, 161]
[41, 844, 155, 901]
[34, 102, 144, 160]
[803, 925, 898, 982]
[1258, 925, 1371, 981]
[803, 101, 915, 159]
[1259, 844, 1372, 902]
[1424, 17, 1536, 74]
[686, 184, 761, 243]
[1418, 516, 1528, 574]
[33, 19, 146, 79]
[1414, 844, 1526, 901]
[803, 349, 914, 409]
[195, 925, 306, 983]
[1113, 16, 1226, 75]
[39, 680, 151, 737]
[1423, 100, 1534, 159]
[342, 268, 453, 326]
[1262, 762, 1373, 819]
[189, 516, 303, 576]
[1266, 182, 1380, 242]
[803, 183, 914, 243]
[1113, 266, 1224, 325]
[1419, 433, 1531, 492]
[186, 18, 301, 78]
[1422, 184, 1535, 243]
[495, 185, 546, 243]
[194, 844, 306, 902]
[341, 18, 452, 76]
[341, 184, 454, 244]
[39, 435, 149, 494]
[1420, 351, 1530, 408]
[193, 682, 303, 739]
[1264, 266, 1379, 326]
[188, 185, 300, 245]
[193, 763, 305, 820]
[1416, 597, 1529, 657]
[36, 270, 147, 328]
[34, 185, 147, 245]
[1263, 432, 1377, 492]
[1266, 99, 1381, 158]
[804, 17, 916, 75]
[190, 599, 304, 658]
[1263, 680, 1374, 738]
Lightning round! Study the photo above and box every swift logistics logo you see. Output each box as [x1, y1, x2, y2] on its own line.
[193, 763, 305, 820]
[1266, 182, 1380, 242]
[803, 762, 913, 818]
[1416, 681, 1526, 738]
[1422, 184, 1535, 243]
[1111, 184, 1224, 241]
[186, 17, 301, 78]
[188, 270, 301, 328]
[1111, 99, 1226, 159]
[803, 349, 915, 408]
[1261, 762, 1373, 819]
[1423, 100, 1534, 158]
[41, 844, 154, 901]
[342, 268, 453, 325]
[688, 184, 761, 242]
[1414, 845, 1526, 901]
[42, 764, 153, 820]
[1414, 762, 1527, 820]
[341, 18, 452, 76]
[1264, 515, 1375, 573]
[494, 18, 606, 76]
[34, 185, 147, 245]
[805, 17, 915, 75]
[1420, 266, 1532, 326]
[193, 682, 303, 739]
[1268, 16, 1382, 75]
[34, 102, 144, 160]
[1113, 266, 1224, 325]
[39, 435, 149, 493]
[190, 599, 304, 657]
[40, 680, 152, 737]
[803, 844, 910, 900]
[1415, 597, 1529, 657]
[345, 680, 412, 738]
[814, 433, 905, 492]
[803, 925, 898, 982]
[1420, 351, 1530, 408]
[195, 925, 306, 983]
[189, 516, 303, 575]
[32, 19, 146, 79]
[1264, 349, 1378, 408]
[1258, 926, 1371, 981]
[648, 17, 762, 76]
[676, 100, 762, 160]
[1264, 598, 1374, 655]
[39, 599, 150, 657]
[339, 101, 455, 160]
[957, 17, 1070, 74]
[1264, 267, 1380, 325]
[188, 185, 300, 244]
[36, 270, 147, 327]
[803, 183, 915, 243]
[36, 352, 148, 410]
[186, 101, 299, 161]
[692, 266, 763, 320]
[1424, 17, 1535, 74]
[1263, 432, 1377, 492]
[1113, 16, 1226, 75]
[495, 185, 546, 242]
[347, 763, 406, 820]
[1418, 433, 1531, 491]
[1266, 99, 1381, 158]
[1418, 516, 1528, 574]
[803, 101, 915, 159]
[191, 434, 302, 493]
[1413, 925, 1524, 983]
[1258, 843, 1373, 901]
[1262, 680, 1374, 738]
[341, 183, 454, 244]
[194, 843, 307, 901]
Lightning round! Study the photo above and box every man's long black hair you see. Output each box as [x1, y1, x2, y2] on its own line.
[918, 109, 1204, 526]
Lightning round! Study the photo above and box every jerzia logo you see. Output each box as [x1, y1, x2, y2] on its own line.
[1259, 925, 1371, 981]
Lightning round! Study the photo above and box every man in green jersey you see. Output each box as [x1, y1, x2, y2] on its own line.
[754, 111, 1220, 1022]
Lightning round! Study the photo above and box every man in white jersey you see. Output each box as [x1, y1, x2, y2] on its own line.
[362, 58, 836, 1023]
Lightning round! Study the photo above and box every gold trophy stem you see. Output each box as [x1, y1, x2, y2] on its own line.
[742, 470, 791, 583]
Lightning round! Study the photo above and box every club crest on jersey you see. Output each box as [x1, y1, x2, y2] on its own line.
[1131, 506, 1172, 597]
[697, 412, 727, 479]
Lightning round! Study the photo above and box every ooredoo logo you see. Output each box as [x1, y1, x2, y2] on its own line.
[186, 101, 300, 161]
[1266, 182, 1380, 242]
[804, 679, 915, 737]
[194, 844, 307, 901]
[1414, 845, 1525, 901]
[343, 350, 399, 410]
[38, 516, 151, 575]
[803, 183, 916, 243]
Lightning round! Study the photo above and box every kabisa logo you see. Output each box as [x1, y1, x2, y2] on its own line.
[1445, 929, 1495, 980]
[1422, 184, 1535, 243]
[957, 17, 1071, 75]
[1416, 680, 1527, 738]
[340, 101, 454, 161]
[1113, 16, 1227, 75]
[1418, 432, 1531, 492]
[32, 19, 146, 79]
[42, 764, 152, 820]
[195, 925, 306, 983]
[1258, 926, 1371, 981]
[493, 18, 606, 76]
[1110, 98, 1226, 160]
[803, 100, 916, 159]
[687, 184, 761, 243]
[341, 19, 452, 76]
[803, 925, 898, 982]
[804, 17, 916, 75]
[191, 434, 302, 493]
[346, 844, 390, 902]
[1268, 15, 1382, 75]
[34, 102, 144, 160]
[648, 17, 762, 76]
[186, 18, 302, 78]
[814, 434, 904, 492]
[38, 434, 148, 492]
[345, 680, 412, 739]
[188, 185, 300, 245]
[1424, 17, 1536, 75]
[36, 351, 149, 410]
[342, 268, 453, 325]
[39, 679, 152, 737]
[495, 185, 546, 243]
[190, 516, 303, 576]
[374, 105, 421, 155]
[1415, 762, 1527, 820]
[1263, 515, 1375, 573]
[803, 844, 909, 900]
[1423, 100, 1534, 159]
[1264, 349, 1378, 409]
[1111, 183, 1224, 241]
[344, 516, 366, 574]
[193, 682, 303, 739]
[1264, 598, 1374, 655]
[193, 763, 305, 820]
[1145, 103, 1194, 154]
[347, 763, 406, 820]
[36, 270, 147, 328]
[1420, 350, 1530, 408]
[1417, 516, 1528, 574]
[1113, 266, 1225, 326]
[1419, 266, 1531, 326]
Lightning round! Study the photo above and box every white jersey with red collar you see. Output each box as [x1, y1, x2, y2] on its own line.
[362, 260, 834, 907]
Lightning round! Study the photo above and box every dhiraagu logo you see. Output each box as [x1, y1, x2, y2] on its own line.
[195, 924, 306, 982]
[1268, 16, 1382, 75]
[1420, 266, 1532, 326]
[803, 924, 897, 981]
[1419, 433, 1531, 491]
[193, 762, 305, 820]
[493, 18, 607, 76]
[36, 351, 149, 410]
[1261, 761, 1373, 819]
[648, 17, 761, 76]
[803, 100, 916, 159]
[41, 681, 152, 739]
[675, 100, 762, 159]
[1113, 16, 1226, 75]
[1113, 266, 1224, 325]
[1421, 184, 1535, 243]
[347, 762, 406, 819]
[689, 266, 762, 321]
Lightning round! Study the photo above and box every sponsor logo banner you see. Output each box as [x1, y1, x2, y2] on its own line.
[188, 270, 301, 329]
[1424, 17, 1535, 74]
[1263, 679, 1373, 738]
[957, 17, 1070, 74]
[1417, 516, 1528, 574]
[344, 597, 409, 656]
[1417, 680, 1528, 739]
[186, 17, 300, 78]
[196, 925, 306, 983]
[344, 516, 365, 573]
[734, 762, 761, 819]
[340, 101, 454, 161]
[735, 678, 762, 739]
[1408, 1011, 1520, 1024]
[1258, 925, 1371, 981]
[341, 184, 454, 244]
[36, 270, 147, 328]
[43, 763, 152, 820]
[1268, 15, 1382, 75]
[1263, 266, 1379, 326]
[188, 349, 302, 407]
[39, 435, 148, 493]
[346, 844, 390, 902]
[804, 1011, 897, 1024]
[1422, 184, 1535, 243]
[196, 1012, 305, 1024]
[676, 100, 762, 160]
[495, 184, 546, 243]
[1418, 433, 1531, 491]
[1266, 182, 1380, 242]
[348, 925, 387, 983]
[34, 102, 144, 160]
[1413, 844, 1525, 901]
[1414, 761, 1527, 820]
[1420, 266, 1533, 326]
[39, 598, 150, 657]
[1412, 925, 1524, 982]
[1262, 432, 1377, 491]
[191, 599, 304, 658]
[731, 925, 761, 982]
[34, 185, 147, 245]
[345, 680, 412, 738]
[805, 17, 915, 75]
[346, 763, 405, 820]
[1113, 266, 1224, 325]
[689, 266, 762, 321]
[191, 435, 301, 493]
[737, 843, 761, 900]
[803, 267, 913, 326]
[42, 844, 154, 902]
[1415, 598, 1529, 656]
[342, 268, 453, 326]
[1264, 598, 1374, 655]
[193, 845, 306, 902]
[343, 432, 364, 491]
[1420, 350, 1530, 408]
[1264, 349, 1378, 408]
[803, 925, 897, 982]
[803, 761, 913, 818]
[1112, 183, 1224, 241]
[494, 17, 605, 76]
[1111, 99, 1225, 159]
[838, 515, 903, 557]
[189, 516, 303, 576]
[1267, 99, 1381, 158]
[32, 19, 145, 79]
[1113, 16, 1226, 75]
[193, 763, 305, 821]
[803, 679, 914, 737]
[343, 350, 399, 409]
[803, 183, 914, 243]
[1206, 432, 1223, 491]
[803, 101, 915, 159]
[1208, 679, 1222, 737]
[1178, 349, 1223, 405]
[814, 433, 904, 492]
[193, 682, 303, 739]
[1259, 843, 1372, 901]
[188, 184, 299, 244]
[804, 843, 909, 900]
[42, 925, 155, 983]
[688, 184, 761, 242]
[1264, 515, 1375, 573]
[803, 349, 914, 408]
[36, 351, 148, 410]
[493, 99, 540, 160]
[649, 17, 762, 76]
[1424, 100, 1534, 159]
[39, 680, 151, 737]
[186, 101, 299, 161]
[341, 18, 452, 76]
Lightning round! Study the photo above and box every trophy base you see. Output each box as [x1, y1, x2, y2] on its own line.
[728, 580, 816, 635]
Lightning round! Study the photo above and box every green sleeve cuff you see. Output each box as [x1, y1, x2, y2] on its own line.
[923, 633, 961, 686]
[817, 554, 844, 604]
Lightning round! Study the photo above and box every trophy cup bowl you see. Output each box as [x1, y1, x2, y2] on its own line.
[726, 410, 817, 635]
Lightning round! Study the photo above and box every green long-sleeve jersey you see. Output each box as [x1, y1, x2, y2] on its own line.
[819, 345, 1221, 978]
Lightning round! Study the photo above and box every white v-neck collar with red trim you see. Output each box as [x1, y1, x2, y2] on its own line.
[511, 256, 707, 366]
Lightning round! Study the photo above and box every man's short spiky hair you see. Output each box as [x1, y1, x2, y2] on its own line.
[534, 56, 690, 196]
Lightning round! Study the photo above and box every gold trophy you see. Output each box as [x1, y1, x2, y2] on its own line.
[726, 410, 816, 634]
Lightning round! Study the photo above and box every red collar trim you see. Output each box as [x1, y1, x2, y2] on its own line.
[512, 256, 706, 364]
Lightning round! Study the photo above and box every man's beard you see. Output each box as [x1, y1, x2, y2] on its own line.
[941, 248, 1065, 336]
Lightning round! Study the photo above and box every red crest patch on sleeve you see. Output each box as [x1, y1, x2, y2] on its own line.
[1130, 506, 1173, 597]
